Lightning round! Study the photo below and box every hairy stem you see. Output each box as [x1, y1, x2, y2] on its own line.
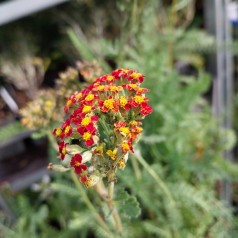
[134, 151, 175, 205]
[134, 151, 181, 238]
[131, 156, 142, 181]
[95, 180, 122, 233]
[70, 171, 111, 234]
[108, 181, 122, 233]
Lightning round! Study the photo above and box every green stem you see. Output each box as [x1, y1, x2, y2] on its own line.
[134, 151, 175, 206]
[47, 131, 58, 151]
[108, 181, 122, 233]
[99, 118, 111, 138]
[168, 0, 177, 69]
[70, 171, 111, 233]
[95, 180, 122, 233]
[134, 151, 181, 238]
[131, 156, 142, 181]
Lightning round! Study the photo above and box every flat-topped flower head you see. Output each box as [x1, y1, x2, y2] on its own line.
[53, 68, 152, 187]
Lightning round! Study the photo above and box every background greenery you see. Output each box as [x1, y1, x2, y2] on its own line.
[1, 0, 238, 237]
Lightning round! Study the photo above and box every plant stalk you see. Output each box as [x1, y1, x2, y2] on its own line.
[47, 131, 59, 151]
[131, 156, 142, 181]
[134, 151, 175, 205]
[108, 181, 122, 233]
[70, 171, 111, 233]
[168, 0, 177, 69]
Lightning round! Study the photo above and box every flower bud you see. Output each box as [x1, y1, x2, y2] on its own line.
[84, 174, 100, 187]
[82, 150, 92, 163]
[48, 163, 71, 172]
[66, 144, 84, 155]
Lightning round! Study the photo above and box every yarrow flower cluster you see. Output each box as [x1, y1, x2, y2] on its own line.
[52, 69, 152, 187]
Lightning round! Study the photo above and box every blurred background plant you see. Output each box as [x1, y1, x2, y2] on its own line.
[0, 29, 50, 100]
[1, 0, 238, 237]
[20, 61, 103, 144]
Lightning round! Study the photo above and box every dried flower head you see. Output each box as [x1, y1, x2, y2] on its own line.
[20, 61, 103, 131]
[20, 89, 59, 129]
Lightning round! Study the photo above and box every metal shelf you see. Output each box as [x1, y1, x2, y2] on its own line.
[0, 0, 69, 26]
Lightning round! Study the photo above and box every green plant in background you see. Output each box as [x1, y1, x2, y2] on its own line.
[2, 0, 238, 238]
[0, 29, 50, 100]
[20, 61, 103, 141]
[57, 0, 238, 237]
[0, 121, 26, 145]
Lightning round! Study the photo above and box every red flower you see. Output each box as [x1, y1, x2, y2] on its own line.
[80, 175, 89, 183]
[54, 119, 73, 139]
[136, 87, 149, 94]
[123, 83, 139, 91]
[119, 96, 131, 110]
[77, 126, 96, 147]
[99, 97, 119, 112]
[99, 75, 115, 83]
[53, 127, 62, 137]
[128, 72, 144, 83]
[120, 139, 134, 153]
[111, 68, 131, 79]
[130, 95, 148, 108]
[59, 141, 68, 160]
[141, 102, 153, 116]
[64, 96, 73, 113]
[114, 121, 127, 128]
[77, 122, 97, 134]
[70, 154, 87, 174]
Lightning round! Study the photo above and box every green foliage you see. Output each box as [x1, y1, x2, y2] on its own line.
[116, 188, 141, 218]
[2, 1, 238, 238]
[67, 28, 111, 72]
[0, 121, 27, 144]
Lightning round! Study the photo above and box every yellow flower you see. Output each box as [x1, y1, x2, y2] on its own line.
[64, 126, 71, 134]
[130, 72, 142, 79]
[134, 95, 144, 104]
[66, 99, 72, 107]
[45, 100, 53, 108]
[94, 145, 103, 155]
[119, 96, 127, 107]
[97, 85, 105, 91]
[75, 92, 82, 100]
[106, 75, 114, 81]
[119, 127, 130, 135]
[129, 120, 137, 126]
[83, 132, 92, 141]
[106, 149, 117, 160]
[85, 93, 94, 101]
[117, 159, 126, 169]
[84, 175, 100, 187]
[121, 142, 130, 152]
[103, 99, 115, 110]
[81, 117, 91, 126]
[82, 105, 92, 114]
